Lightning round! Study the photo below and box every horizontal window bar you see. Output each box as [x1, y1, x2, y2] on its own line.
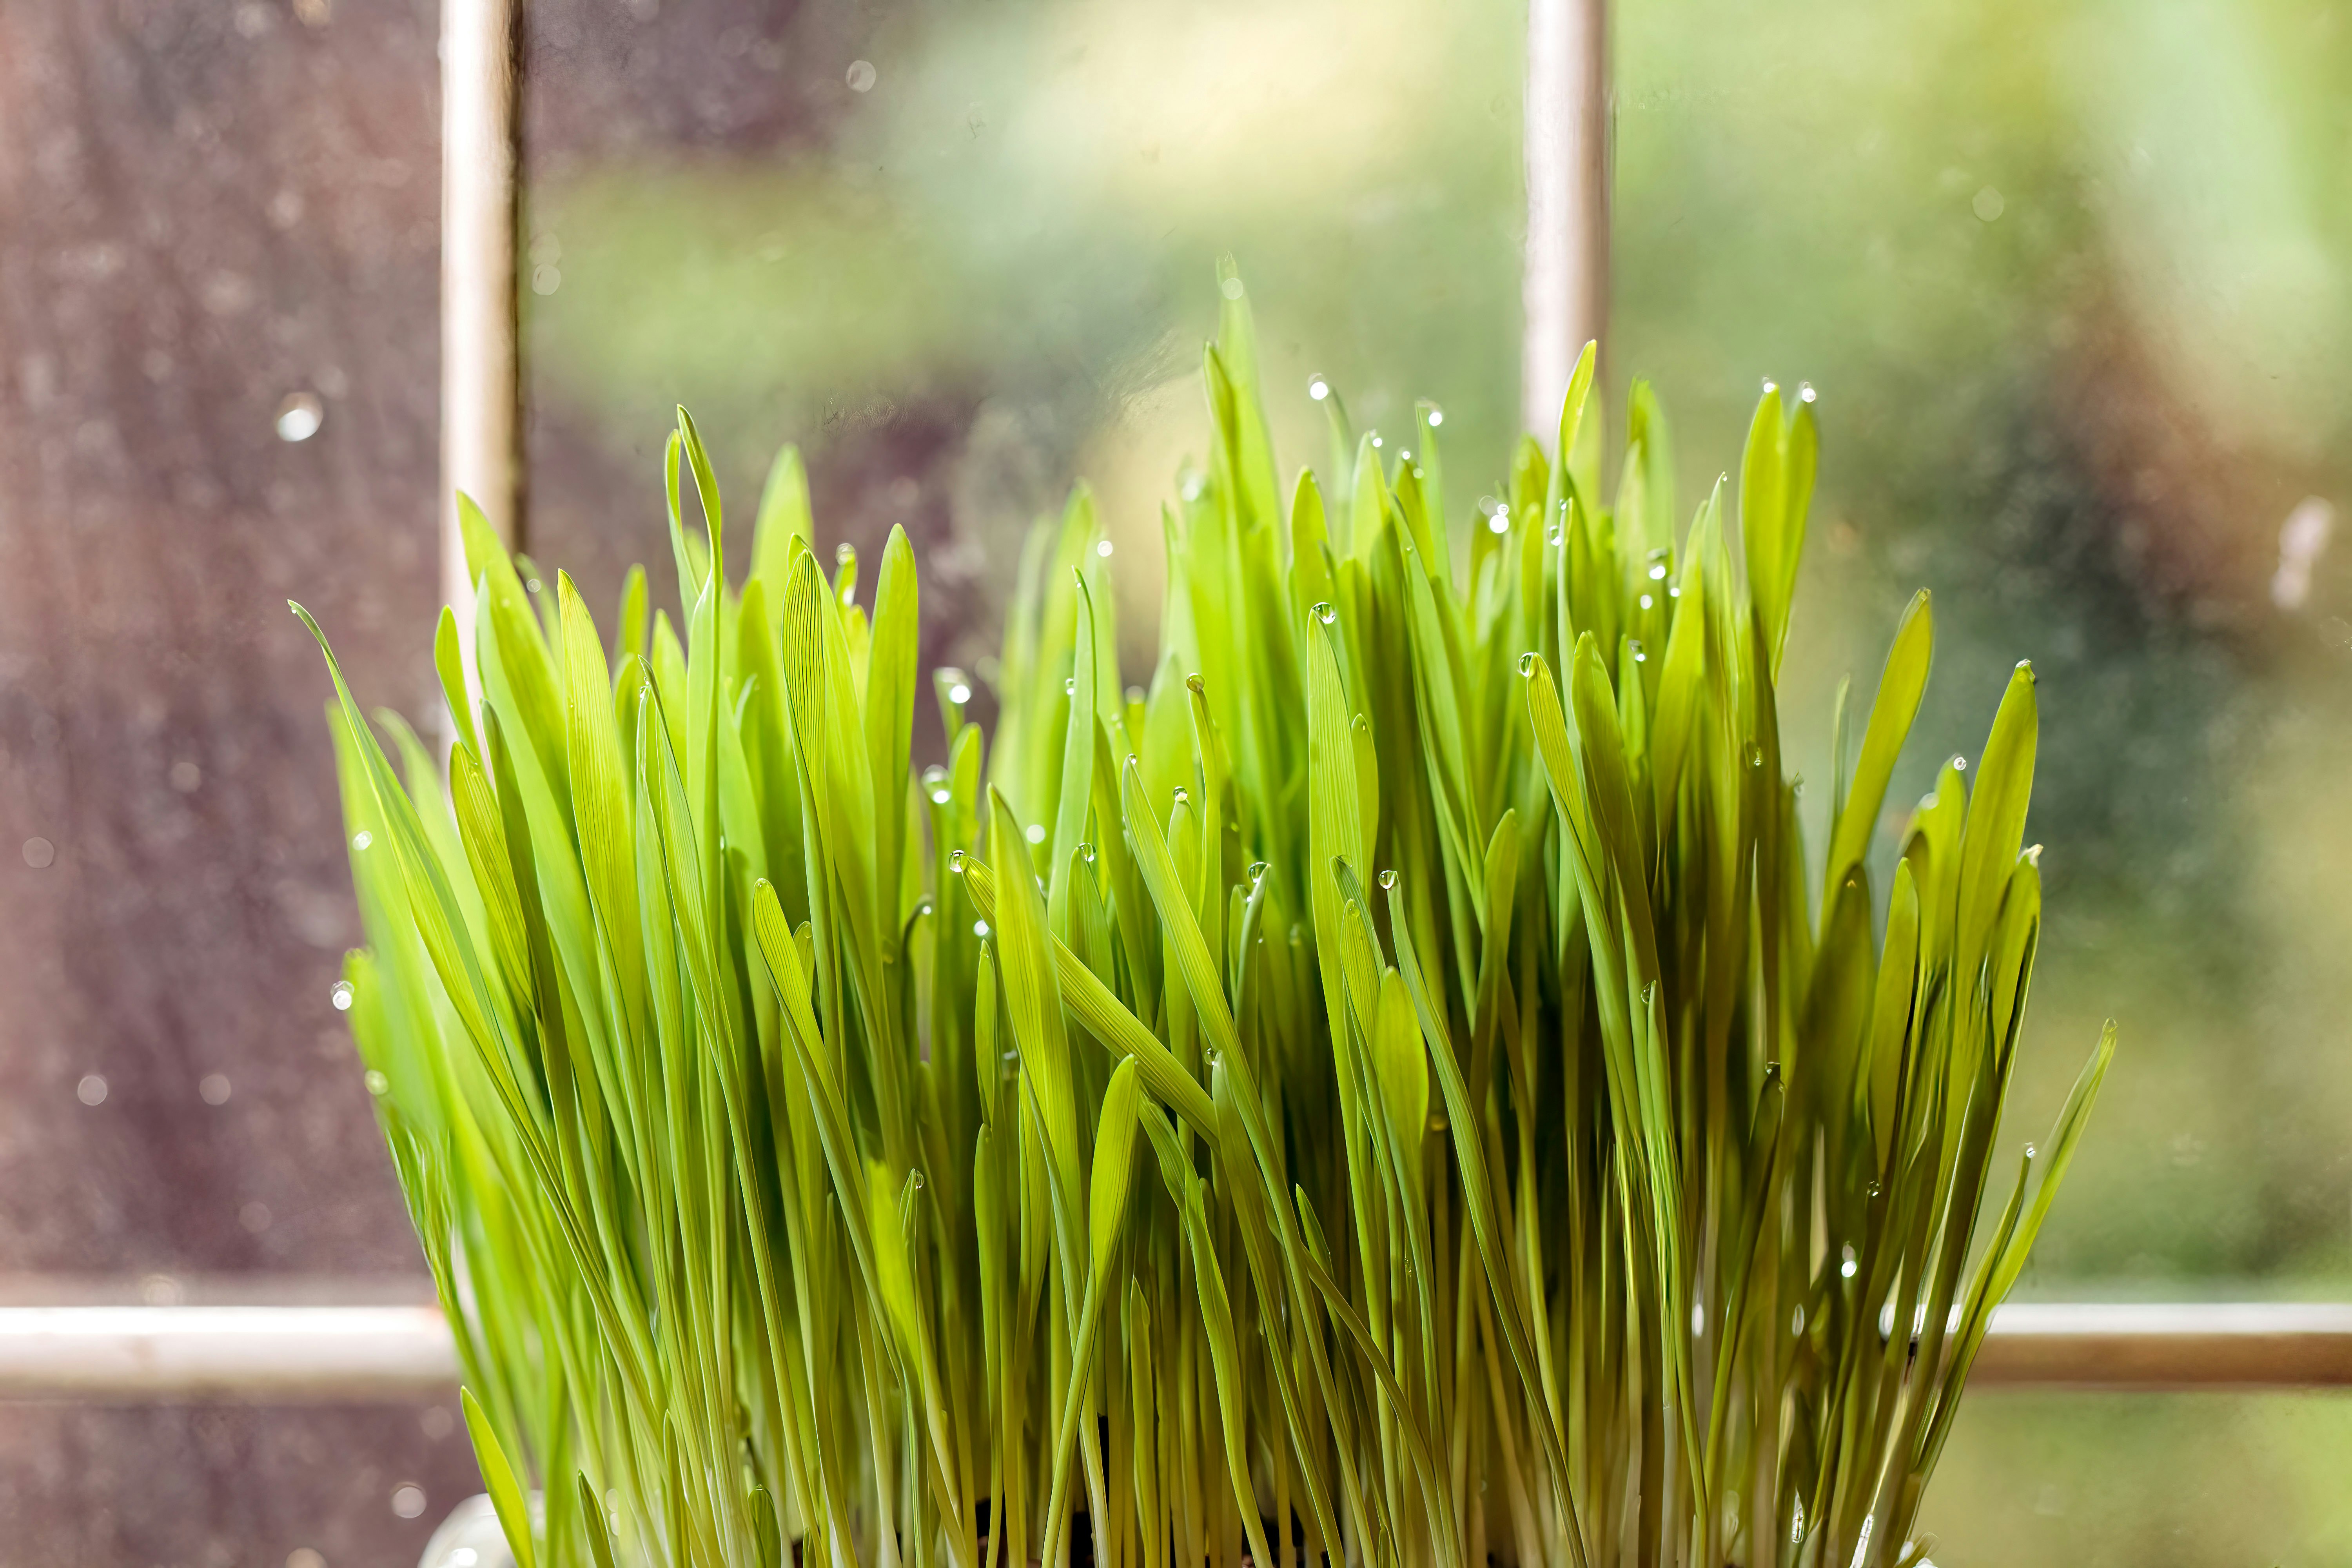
[3, 1302, 2349, 1401]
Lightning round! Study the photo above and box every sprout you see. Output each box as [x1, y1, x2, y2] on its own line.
[305, 285, 2111, 1568]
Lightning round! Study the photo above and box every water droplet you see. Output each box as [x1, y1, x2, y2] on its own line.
[364, 1069, 389, 1096]
[1369, 435, 1383, 449]
[1691, 1303, 1706, 1336]
[526, 578, 543, 595]
[1172, 786, 1190, 806]
[1079, 842, 1096, 864]
[1840, 1244, 1858, 1279]
[1247, 860, 1268, 883]
[1220, 275, 1245, 300]
[835, 541, 856, 567]
[1641, 980, 1656, 1005]
[1546, 523, 1564, 545]
[1377, 869, 1398, 890]
[910, 1171, 925, 1190]
[973, 919, 991, 938]
[1518, 652, 1538, 677]
[331, 980, 355, 1011]
[1791, 1305, 1807, 1337]
[949, 683, 972, 704]
[1952, 755, 1968, 771]
[2023, 1142, 2037, 1160]
[1426, 407, 1444, 427]
[1185, 672, 1206, 694]
[1399, 450, 1413, 465]
[947, 851, 967, 875]
[1746, 742, 1765, 768]
[1630, 640, 1648, 663]
[1311, 601, 1336, 625]
[76, 1074, 107, 1107]
[351, 830, 372, 851]
[1762, 378, 1778, 396]
[1487, 512, 1509, 536]
[275, 392, 323, 442]
[1865, 1180, 1882, 1198]
[1203, 1047, 1222, 1066]
[1024, 823, 1045, 845]
[845, 58, 877, 92]
[1639, 593, 1654, 610]
[1798, 381, 1817, 404]
[1095, 539, 1114, 558]
[1648, 562, 1669, 582]
[1063, 676, 1076, 696]
[1763, 1060, 1782, 1083]
[1308, 375, 1330, 402]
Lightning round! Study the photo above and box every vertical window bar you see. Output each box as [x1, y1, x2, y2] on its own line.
[439, 0, 524, 688]
[1523, 0, 1610, 446]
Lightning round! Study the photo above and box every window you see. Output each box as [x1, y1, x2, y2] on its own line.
[4, 0, 2346, 1564]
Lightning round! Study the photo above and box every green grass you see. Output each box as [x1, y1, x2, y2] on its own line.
[301, 264, 2112, 1568]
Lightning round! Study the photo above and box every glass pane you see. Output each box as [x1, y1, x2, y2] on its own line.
[0, 1, 470, 1563]
[1923, 1392, 2352, 1562]
[1613, 0, 2352, 1302]
[523, 0, 1526, 712]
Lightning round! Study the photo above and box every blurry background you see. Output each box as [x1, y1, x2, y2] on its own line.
[2, 0, 2349, 1562]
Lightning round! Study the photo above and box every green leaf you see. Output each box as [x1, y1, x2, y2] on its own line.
[463, 1387, 540, 1568]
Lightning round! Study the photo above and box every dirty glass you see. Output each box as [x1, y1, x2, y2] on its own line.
[1, 0, 2346, 1562]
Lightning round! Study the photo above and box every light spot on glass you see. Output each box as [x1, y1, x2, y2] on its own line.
[276, 392, 323, 443]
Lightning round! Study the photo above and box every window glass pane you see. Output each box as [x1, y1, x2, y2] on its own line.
[1924, 1393, 2352, 1562]
[0, 0, 471, 1561]
[523, 0, 1525, 706]
[1613, 0, 2352, 1302]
